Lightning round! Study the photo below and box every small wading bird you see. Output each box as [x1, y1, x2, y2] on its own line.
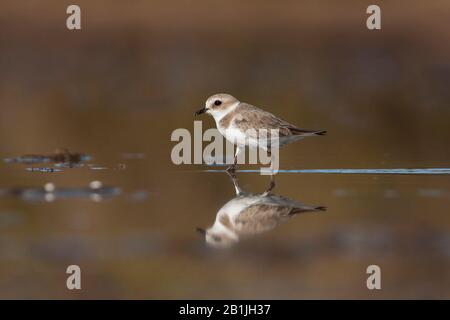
[195, 93, 326, 176]
[196, 171, 326, 248]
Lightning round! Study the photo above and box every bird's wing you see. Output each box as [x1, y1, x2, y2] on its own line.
[233, 194, 326, 235]
[233, 203, 293, 235]
[234, 103, 326, 137]
[262, 194, 327, 214]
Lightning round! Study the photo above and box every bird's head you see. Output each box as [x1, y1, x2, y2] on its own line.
[196, 226, 239, 249]
[194, 93, 240, 119]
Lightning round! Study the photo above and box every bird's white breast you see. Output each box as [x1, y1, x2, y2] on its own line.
[222, 125, 249, 147]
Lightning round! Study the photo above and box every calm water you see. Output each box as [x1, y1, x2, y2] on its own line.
[0, 1, 449, 299]
[1, 147, 449, 299]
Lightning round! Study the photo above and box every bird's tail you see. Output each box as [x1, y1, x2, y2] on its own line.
[290, 205, 327, 215]
[289, 127, 327, 136]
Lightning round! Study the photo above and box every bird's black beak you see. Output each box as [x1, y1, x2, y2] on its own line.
[196, 227, 206, 236]
[194, 107, 208, 116]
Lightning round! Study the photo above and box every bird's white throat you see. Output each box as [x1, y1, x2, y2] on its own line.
[209, 217, 239, 240]
[209, 102, 239, 124]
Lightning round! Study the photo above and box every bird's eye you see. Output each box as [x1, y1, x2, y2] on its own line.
[214, 100, 222, 106]
[213, 236, 222, 242]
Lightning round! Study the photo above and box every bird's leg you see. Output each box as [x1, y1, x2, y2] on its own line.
[226, 146, 241, 175]
[262, 175, 276, 196]
[263, 148, 276, 196]
[226, 169, 243, 195]
[268, 174, 276, 192]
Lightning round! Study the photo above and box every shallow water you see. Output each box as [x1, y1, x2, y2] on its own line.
[1, 151, 449, 299]
[0, 1, 449, 299]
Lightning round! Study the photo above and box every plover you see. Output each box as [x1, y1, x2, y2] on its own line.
[195, 93, 326, 173]
[196, 172, 326, 248]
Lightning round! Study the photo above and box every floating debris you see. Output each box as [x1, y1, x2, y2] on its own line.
[26, 167, 62, 173]
[5, 155, 51, 164]
[87, 164, 126, 171]
[45, 193, 56, 202]
[89, 166, 108, 170]
[89, 180, 103, 189]
[4, 149, 91, 166]
[54, 162, 85, 168]
[44, 183, 56, 192]
[0, 183, 121, 203]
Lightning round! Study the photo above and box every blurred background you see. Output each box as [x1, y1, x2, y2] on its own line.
[0, 0, 449, 298]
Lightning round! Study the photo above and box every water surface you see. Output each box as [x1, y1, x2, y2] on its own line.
[0, 0, 449, 299]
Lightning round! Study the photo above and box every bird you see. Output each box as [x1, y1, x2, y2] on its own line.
[196, 171, 326, 248]
[195, 93, 326, 174]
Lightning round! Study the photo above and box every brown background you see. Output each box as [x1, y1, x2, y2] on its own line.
[0, 1, 449, 298]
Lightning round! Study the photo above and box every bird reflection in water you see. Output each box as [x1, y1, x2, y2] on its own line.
[197, 172, 326, 248]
